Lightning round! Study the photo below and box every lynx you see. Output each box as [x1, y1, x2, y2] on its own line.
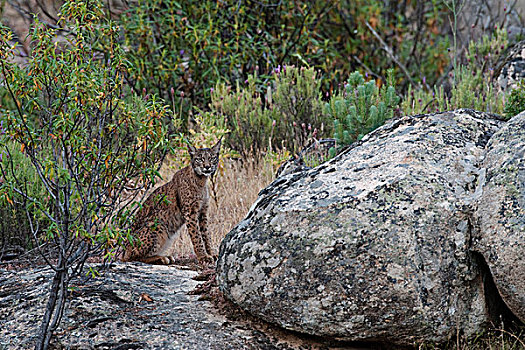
[122, 139, 221, 266]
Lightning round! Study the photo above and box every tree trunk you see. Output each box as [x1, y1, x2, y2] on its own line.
[35, 267, 67, 350]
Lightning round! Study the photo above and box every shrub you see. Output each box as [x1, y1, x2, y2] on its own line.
[0, 140, 49, 256]
[401, 84, 447, 116]
[119, 0, 451, 117]
[403, 66, 504, 116]
[465, 27, 508, 77]
[401, 28, 509, 117]
[504, 80, 525, 118]
[120, 0, 323, 117]
[0, 2, 174, 347]
[170, 111, 234, 172]
[449, 65, 504, 113]
[324, 70, 400, 155]
[210, 66, 328, 155]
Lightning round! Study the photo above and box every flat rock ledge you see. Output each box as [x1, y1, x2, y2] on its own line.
[0, 262, 371, 350]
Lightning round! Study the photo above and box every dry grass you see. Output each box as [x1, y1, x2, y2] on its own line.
[421, 326, 525, 350]
[152, 156, 274, 258]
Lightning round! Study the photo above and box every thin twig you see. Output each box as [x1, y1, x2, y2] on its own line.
[364, 21, 418, 89]
[422, 98, 436, 113]
[351, 55, 381, 80]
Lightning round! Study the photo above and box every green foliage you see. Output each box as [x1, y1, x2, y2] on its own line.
[402, 68, 505, 116]
[169, 111, 234, 172]
[0, 1, 173, 253]
[504, 80, 525, 118]
[401, 84, 446, 115]
[451, 66, 504, 113]
[0, 3, 178, 346]
[0, 140, 49, 251]
[402, 28, 508, 116]
[121, 0, 324, 116]
[455, 27, 507, 115]
[210, 66, 328, 155]
[120, 0, 451, 117]
[0, 2, 180, 347]
[465, 27, 508, 73]
[325, 70, 400, 151]
[0, 140, 48, 205]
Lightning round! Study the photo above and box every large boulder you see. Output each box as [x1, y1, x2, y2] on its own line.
[217, 109, 506, 346]
[474, 111, 525, 323]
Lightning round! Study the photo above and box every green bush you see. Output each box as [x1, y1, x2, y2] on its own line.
[401, 28, 508, 116]
[0, 10, 173, 246]
[0, 1, 177, 346]
[401, 84, 446, 116]
[121, 0, 317, 118]
[325, 70, 400, 155]
[210, 66, 328, 155]
[0, 140, 49, 253]
[450, 66, 504, 113]
[504, 80, 525, 118]
[465, 27, 508, 76]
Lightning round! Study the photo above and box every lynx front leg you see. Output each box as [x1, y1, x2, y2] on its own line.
[186, 211, 213, 266]
[199, 204, 215, 259]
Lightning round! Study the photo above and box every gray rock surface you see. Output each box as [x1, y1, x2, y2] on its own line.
[497, 40, 525, 91]
[0, 263, 366, 349]
[474, 110, 525, 323]
[217, 109, 506, 346]
[276, 139, 336, 178]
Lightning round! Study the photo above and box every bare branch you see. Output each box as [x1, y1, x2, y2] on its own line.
[364, 21, 418, 89]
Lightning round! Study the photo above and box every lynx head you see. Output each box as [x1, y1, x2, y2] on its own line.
[188, 138, 222, 177]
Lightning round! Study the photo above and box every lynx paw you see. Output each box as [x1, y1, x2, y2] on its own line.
[165, 256, 178, 264]
[198, 255, 215, 269]
[154, 256, 175, 265]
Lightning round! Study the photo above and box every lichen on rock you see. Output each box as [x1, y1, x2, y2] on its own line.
[217, 109, 507, 346]
[474, 110, 525, 323]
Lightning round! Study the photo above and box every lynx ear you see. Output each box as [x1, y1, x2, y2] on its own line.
[187, 144, 197, 157]
[212, 137, 222, 154]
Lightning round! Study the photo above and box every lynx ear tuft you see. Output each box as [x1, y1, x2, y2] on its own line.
[188, 144, 197, 156]
[212, 137, 223, 154]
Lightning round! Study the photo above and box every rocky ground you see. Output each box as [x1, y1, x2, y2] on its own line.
[0, 262, 375, 350]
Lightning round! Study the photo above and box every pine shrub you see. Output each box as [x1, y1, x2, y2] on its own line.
[325, 70, 400, 156]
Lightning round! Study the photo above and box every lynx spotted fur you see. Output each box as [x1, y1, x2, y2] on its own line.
[122, 139, 221, 266]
